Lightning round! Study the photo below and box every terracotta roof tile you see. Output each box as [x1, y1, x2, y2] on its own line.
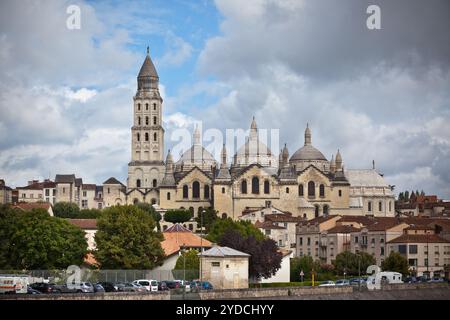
[67, 219, 97, 229]
[161, 225, 213, 256]
[388, 234, 450, 244]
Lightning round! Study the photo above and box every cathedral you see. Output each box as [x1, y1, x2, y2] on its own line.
[103, 50, 396, 220]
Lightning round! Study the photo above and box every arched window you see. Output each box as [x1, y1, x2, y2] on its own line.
[137, 103, 141, 111]
[145, 132, 149, 141]
[183, 185, 188, 199]
[241, 180, 247, 194]
[192, 181, 200, 198]
[138, 117, 141, 125]
[222, 213, 227, 219]
[167, 192, 171, 200]
[323, 205, 329, 216]
[145, 103, 149, 110]
[264, 180, 270, 194]
[308, 181, 315, 197]
[152, 179, 157, 188]
[204, 184, 210, 199]
[368, 201, 372, 212]
[303, 213, 307, 219]
[153, 103, 156, 110]
[299, 184, 304, 196]
[133, 198, 139, 204]
[153, 116, 157, 125]
[153, 132, 157, 141]
[252, 177, 259, 194]
[286, 187, 290, 193]
[319, 184, 325, 197]
[389, 201, 392, 212]
[222, 187, 225, 194]
[151, 198, 156, 205]
[379, 201, 383, 211]
[137, 133, 140, 142]
[145, 116, 149, 125]
[189, 207, 194, 215]
[136, 179, 141, 188]
[315, 205, 320, 218]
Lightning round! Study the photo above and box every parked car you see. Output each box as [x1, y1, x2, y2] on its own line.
[97, 282, 117, 292]
[335, 279, 350, 286]
[116, 282, 146, 292]
[416, 276, 429, 283]
[350, 278, 366, 286]
[403, 276, 417, 284]
[157, 281, 169, 291]
[132, 279, 158, 292]
[428, 277, 445, 283]
[174, 280, 191, 292]
[27, 287, 41, 294]
[318, 280, 335, 287]
[163, 280, 181, 290]
[191, 280, 214, 290]
[30, 282, 61, 294]
[93, 283, 105, 293]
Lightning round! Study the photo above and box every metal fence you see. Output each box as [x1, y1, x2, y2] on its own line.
[1, 269, 199, 284]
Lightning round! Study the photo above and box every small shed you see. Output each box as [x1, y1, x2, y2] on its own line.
[198, 246, 250, 289]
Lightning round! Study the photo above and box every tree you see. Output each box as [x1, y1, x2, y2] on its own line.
[173, 249, 199, 280]
[78, 208, 102, 218]
[332, 251, 376, 276]
[195, 207, 218, 233]
[381, 251, 409, 275]
[404, 190, 410, 201]
[0, 206, 87, 270]
[95, 205, 165, 269]
[206, 218, 265, 243]
[219, 229, 282, 280]
[135, 202, 162, 230]
[291, 256, 315, 282]
[53, 202, 80, 218]
[164, 209, 192, 224]
[398, 192, 404, 201]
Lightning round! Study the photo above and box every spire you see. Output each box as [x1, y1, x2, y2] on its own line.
[161, 150, 175, 186]
[221, 144, 227, 167]
[193, 125, 201, 145]
[330, 154, 336, 173]
[147, 46, 149, 55]
[304, 123, 311, 146]
[282, 143, 289, 163]
[137, 47, 159, 91]
[336, 149, 342, 171]
[372, 160, 375, 170]
[250, 116, 258, 139]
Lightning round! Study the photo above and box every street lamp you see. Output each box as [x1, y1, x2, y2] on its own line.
[199, 209, 205, 291]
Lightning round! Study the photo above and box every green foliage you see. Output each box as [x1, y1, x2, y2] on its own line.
[53, 202, 80, 218]
[94, 205, 165, 269]
[78, 208, 102, 218]
[332, 251, 376, 276]
[206, 218, 265, 243]
[194, 207, 218, 233]
[290, 256, 315, 282]
[0, 206, 87, 270]
[381, 251, 409, 275]
[173, 249, 200, 280]
[174, 249, 199, 270]
[135, 202, 162, 230]
[164, 209, 192, 224]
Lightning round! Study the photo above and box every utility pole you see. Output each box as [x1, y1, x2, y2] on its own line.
[199, 209, 205, 291]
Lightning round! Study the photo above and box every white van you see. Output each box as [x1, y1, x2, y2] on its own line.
[0, 275, 29, 294]
[367, 271, 403, 287]
[132, 279, 158, 292]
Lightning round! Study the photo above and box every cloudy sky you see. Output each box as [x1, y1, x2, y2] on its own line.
[0, 0, 449, 198]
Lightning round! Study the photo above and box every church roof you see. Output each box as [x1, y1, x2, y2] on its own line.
[103, 177, 125, 186]
[138, 48, 158, 78]
[290, 144, 327, 161]
[345, 169, 390, 188]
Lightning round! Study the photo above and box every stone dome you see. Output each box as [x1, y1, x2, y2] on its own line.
[290, 144, 327, 161]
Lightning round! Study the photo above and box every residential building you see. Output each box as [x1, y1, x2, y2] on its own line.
[67, 219, 97, 250]
[387, 226, 450, 278]
[260, 249, 293, 283]
[12, 202, 54, 216]
[199, 246, 250, 289]
[0, 179, 12, 204]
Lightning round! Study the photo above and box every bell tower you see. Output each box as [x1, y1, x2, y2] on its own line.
[127, 47, 165, 192]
